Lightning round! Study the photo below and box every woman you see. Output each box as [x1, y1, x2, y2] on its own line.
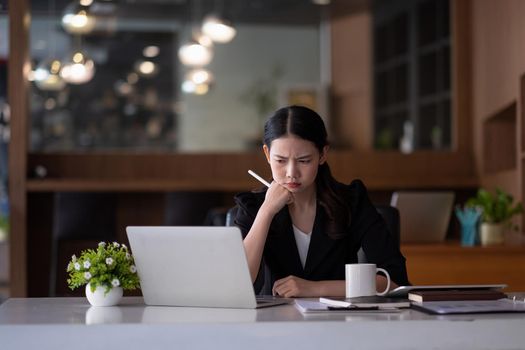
[234, 105, 409, 297]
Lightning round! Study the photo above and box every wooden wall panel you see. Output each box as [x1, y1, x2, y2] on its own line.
[471, 0, 525, 235]
[8, 0, 30, 297]
[27, 151, 477, 192]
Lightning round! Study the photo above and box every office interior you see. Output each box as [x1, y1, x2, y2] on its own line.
[0, 0, 524, 301]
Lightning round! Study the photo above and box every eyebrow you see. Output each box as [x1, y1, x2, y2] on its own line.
[273, 154, 313, 160]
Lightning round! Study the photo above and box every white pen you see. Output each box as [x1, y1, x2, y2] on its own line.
[248, 169, 271, 188]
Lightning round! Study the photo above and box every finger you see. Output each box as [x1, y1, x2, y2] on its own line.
[273, 279, 291, 296]
[273, 276, 291, 288]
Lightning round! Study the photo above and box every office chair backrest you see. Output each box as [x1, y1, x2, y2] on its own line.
[374, 204, 400, 248]
[225, 206, 239, 227]
[357, 205, 400, 263]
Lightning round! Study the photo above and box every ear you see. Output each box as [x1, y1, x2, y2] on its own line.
[319, 145, 329, 165]
[263, 144, 271, 163]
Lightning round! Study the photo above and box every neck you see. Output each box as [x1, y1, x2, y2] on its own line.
[289, 185, 317, 210]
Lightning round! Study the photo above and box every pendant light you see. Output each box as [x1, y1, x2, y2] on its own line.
[60, 51, 95, 84]
[62, 1, 96, 35]
[178, 0, 214, 67]
[34, 0, 66, 91]
[181, 68, 214, 95]
[34, 59, 67, 91]
[178, 31, 213, 67]
[201, 14, 236, 43]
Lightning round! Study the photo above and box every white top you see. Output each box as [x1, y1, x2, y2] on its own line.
[292, 225, 311, 268]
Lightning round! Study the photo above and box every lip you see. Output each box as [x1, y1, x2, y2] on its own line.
[286, 182, 301, 189]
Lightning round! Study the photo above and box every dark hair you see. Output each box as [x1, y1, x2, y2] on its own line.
[263, 105, 349, 239]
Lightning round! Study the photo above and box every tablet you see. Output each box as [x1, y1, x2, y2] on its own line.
[385, 284, 507, 297]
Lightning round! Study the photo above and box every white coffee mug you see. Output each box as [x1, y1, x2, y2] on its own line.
[345, 263, 391, 298]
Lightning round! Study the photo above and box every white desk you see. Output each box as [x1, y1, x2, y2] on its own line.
[1, 297, 525, 349]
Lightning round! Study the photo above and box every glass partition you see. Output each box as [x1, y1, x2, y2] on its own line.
[29, 0, 325, 152]
[28, 0, 454, 153]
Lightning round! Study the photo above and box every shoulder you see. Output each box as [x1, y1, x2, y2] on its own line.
[339, 179, 369, 204]
[234, 189, 266, 216]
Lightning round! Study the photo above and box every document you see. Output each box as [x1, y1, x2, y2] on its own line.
[319, 296, 411, 309]
[294, 299, 402, 314]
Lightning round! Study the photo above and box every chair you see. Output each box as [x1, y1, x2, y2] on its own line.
[357, 205, 400, 263]
[225, 204, 400, 294]
[49, 193, 117, 296]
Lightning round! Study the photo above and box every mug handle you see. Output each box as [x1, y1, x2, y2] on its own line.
[376, 268, 391, 296]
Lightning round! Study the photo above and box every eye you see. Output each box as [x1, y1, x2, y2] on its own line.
[275, 159, 286, 164]
[299, 159, 311, 164]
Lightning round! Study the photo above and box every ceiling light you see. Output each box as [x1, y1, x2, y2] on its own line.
[178, 39, 213, 67]
[60, 51, 96, 84]
[143, 45, 160, 58]
[62, 2, 96, 34]
[33, 59, 67, 91]
[127, 72, 139, 84]
[181, 80, 196, 94]
[202, 15, 236, 43]
[181, 80, 210, 95]
[134, 60, 158, 77]
[186, 68, 214, 85]
[312, 0, 331, 5]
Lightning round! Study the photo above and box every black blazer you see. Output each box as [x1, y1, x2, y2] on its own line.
[234, 179, 409, 292]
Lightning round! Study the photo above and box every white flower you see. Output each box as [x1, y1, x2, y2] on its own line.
[111, 278, 120, 287]
[84, 272, 92, 280]
[126, 252, 131, 260]
[130, 265, 137, 273]
[74, 262, 81, 271]
[112, 242, 120, 248]
[98, 242, 106, 248]
[121, 244, 127, 250]
[83, 260, 91, 269]
[105, 257, 114, 265]
[71, 254, 77, 262]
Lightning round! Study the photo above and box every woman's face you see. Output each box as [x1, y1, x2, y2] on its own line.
[263, 135, 328, 193]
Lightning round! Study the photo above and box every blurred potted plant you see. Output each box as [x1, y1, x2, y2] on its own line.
[466, 188, 523, 245]
[240, 63, 284, 147]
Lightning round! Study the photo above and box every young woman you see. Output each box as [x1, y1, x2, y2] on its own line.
[234, 105, 409, 297]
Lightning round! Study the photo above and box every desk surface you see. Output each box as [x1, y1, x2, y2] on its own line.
[1, 297, 525, 349]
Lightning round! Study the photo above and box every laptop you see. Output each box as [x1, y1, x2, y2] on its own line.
[126, 226, 289, 309]
[391, 191, 455, 243]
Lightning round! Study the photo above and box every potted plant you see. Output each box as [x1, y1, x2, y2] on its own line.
[466, 188, 523, 245]
[67, 241, 140, 306]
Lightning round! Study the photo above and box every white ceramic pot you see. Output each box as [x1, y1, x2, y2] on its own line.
[85, 284, 123, 307]
[480, 222, 504, 246]
[85, 306, 123, 324]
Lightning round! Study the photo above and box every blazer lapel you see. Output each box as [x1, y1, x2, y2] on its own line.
[303, 205, 337, 277]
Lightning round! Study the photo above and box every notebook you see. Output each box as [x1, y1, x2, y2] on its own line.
[391, 191, 455, 243]
[319, 296, 411, 309]
[126, 226, 290, 309]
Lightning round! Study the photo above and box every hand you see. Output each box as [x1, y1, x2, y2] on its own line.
[272, 275, 318, 298]
[260, 181, 294, 216]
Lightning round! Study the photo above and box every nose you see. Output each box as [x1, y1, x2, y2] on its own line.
[286, 162, 299, 181]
